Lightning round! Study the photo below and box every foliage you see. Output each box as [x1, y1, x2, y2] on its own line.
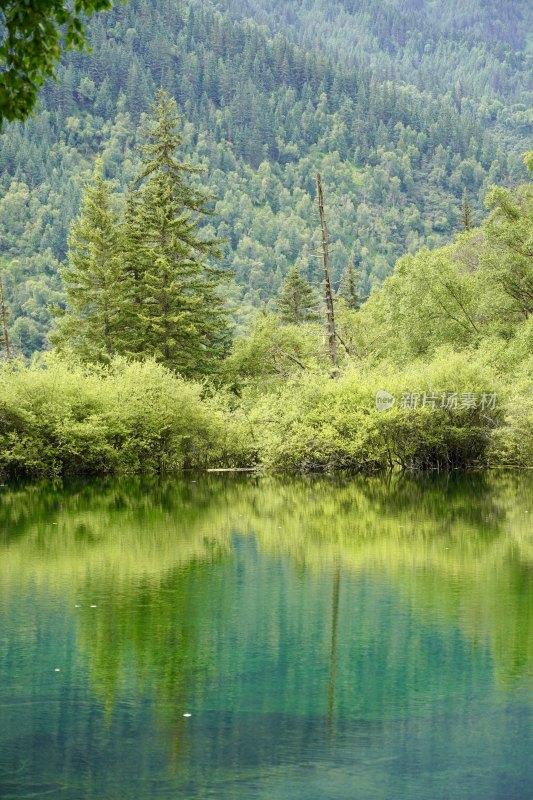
[489, 353, 533, 467]
[337, 261, 363, 310]
[351, 153, 533, 364]
[0, 355, 253, 479]
[51, 91, 230, 376]
[461, 189, 473, 231]
[247, 349, 502, 471]
[121, 89, 230, 375]
[222, 312, 327, 389]
[0, 0, 528, 353]
[51, 160, 126, 361]
[276, 265, 320, 324]
[221, 153, 532, 472]
[481, 158, 533, 320]
[0, 0, 121, 123]
[0, 1, 531, 473]
[221, 0, 533, 110]
[1, 155, 531, 475]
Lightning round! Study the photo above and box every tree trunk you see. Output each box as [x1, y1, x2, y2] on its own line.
[316, 173, 338, 375]
[0, 276, 11, 360]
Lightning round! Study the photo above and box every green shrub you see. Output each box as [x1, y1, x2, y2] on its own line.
[248, 349, 504, 471]
[489, 357, 533, 467]
[0, 356, 255, 478]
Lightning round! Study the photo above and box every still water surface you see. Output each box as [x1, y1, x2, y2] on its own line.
[1, 473, 532, 799]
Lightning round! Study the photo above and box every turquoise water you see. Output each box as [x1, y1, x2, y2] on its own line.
[1, 474, 532, 799]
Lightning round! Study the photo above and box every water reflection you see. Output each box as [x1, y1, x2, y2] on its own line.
[0, 473, 532, 799]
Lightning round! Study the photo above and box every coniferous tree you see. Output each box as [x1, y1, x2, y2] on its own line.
[124, 88, 230, 376]
[277, 265, 319, 324]
[462, 189, 473, 231]
[338, 261, 363, 310]
[119, 189, 148, 357]
[51, 161, 125, 361]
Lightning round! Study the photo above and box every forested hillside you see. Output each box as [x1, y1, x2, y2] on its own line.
[222, 0, 533, 109]
[0, 0, 530, 354]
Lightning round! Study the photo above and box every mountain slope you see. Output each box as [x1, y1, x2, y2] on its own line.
[0, 0, 529, 354]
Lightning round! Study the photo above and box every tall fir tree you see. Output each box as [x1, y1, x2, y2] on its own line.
[51, 161, 126, 362]
[118, 189, 148, 357]
[461, 188, 473, 231]
[124, 88, 230, 376]
[276, 265, 319, 324]
[338, 261, 363, 310]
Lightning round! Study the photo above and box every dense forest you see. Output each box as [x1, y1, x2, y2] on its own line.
[0, 0, 531, 353]
[0, 0, 531, 475]
[222, 0, 533, 109]
[0, 147, 531, 475]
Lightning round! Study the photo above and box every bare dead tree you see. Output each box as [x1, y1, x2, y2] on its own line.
[0, 275, 11, 360]
[316, 173, 338, 376]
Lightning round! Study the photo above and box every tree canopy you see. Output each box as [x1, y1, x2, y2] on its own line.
[0, 0, 121, 123]
[53, 89, 230, 376]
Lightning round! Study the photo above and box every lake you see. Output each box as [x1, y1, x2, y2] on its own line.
[1, 473, 532, 799]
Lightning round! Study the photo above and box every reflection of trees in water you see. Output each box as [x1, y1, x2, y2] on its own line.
[1, 471, 532, 729]
[327, 562, 341, 734]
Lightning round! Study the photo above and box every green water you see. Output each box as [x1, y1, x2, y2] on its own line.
[0, 473, 532, 799]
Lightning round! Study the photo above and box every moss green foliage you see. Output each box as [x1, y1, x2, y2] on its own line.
[338, 261, 363, 310]
[0, 0, 531, 474]
[243, 350, 501, 471]
[51, 160, 126, 361]
[0, 356, 252, 478]
[222, 313, 328, 388]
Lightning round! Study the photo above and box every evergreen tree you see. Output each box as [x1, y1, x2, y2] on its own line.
[338, 261, 363, 310]
[51, 161, 125, 362]
[277, 266, 319, 324]
[125, 89, 230, 376]
[118, 189, 148, 357]
[462, 189, 473, 231]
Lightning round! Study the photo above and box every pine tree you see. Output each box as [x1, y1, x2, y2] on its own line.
[461, 188, 473, 231]
[118, 189, 149, 357]
[125, 88, 230, 376]
[277, 266, 319, 324]
[51, 161, 126, 362]
[338, 261, 363, 310]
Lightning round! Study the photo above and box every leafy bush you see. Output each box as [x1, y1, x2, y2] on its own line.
[248, 349, 503, 471]
[0, 356, 254, 478]
[489, 357, 533, 467]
